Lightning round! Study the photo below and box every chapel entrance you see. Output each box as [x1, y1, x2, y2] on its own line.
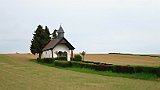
[57, 51, 67, 59]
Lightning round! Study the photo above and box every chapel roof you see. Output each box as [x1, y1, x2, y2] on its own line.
[42, 37, 75, 51]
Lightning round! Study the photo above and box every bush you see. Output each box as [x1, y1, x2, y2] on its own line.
[155, 67, 160, 77]
[94, 64, 112, 71]
[74, 54, 82, 61]
[71, 61, 95, 69]
[43, 58, 55, 63]
[40, 58, 160, 77]
[70, 61, 81, 67]
[54, 60, 71, 67]
[57, 56, 67, 60]
[70, 61, 160, 76]
[37, 58, 54, 63]
[133, 66, 159, 74]
[111, 65, 134, 73]
[37, 58, 42, 62]
[93, 62, 100, 65]
[82, 61, 94, 63]
[54, 57, 58, 60]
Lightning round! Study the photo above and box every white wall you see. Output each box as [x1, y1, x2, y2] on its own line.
[42, 44, 71, 61]
[42, 50, 52, 58]
[53, 44, 70, 61]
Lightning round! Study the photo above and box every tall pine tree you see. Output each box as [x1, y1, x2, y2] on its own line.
[44, 26, 51, 43]
[30, 25, 51, 59]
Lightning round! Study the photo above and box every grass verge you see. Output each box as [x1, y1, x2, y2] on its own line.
[65, 67, 159, 81]
[36, 61, 160, 81]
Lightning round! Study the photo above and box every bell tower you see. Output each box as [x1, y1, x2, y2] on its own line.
[57, 25, 65, 39]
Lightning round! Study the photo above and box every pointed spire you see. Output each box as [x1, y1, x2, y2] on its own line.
[57, 25, 65, 39]
[57, 25, 64, 33]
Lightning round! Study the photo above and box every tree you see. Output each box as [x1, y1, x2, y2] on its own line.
[30, 25, 51, 59]
[45, 26, 50, 36]
[52, 29, 57, 39]
[44, 26, 51, 43]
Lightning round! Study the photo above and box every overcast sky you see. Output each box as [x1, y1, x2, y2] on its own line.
[0, 0, 160, 54]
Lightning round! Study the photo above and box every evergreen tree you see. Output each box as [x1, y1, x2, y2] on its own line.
[52, 29, 57, 39]
[30, 25, 51, 59]
[45, 26, 50, 36]
[44, 26, 51, 43]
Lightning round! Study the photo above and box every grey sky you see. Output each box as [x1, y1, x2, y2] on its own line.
[0, 0, 160, 54]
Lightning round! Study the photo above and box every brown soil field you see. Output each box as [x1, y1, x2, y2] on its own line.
[85, 54, 160, 67]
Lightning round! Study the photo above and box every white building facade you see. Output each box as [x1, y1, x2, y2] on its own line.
[42, 25, 75, 61]
[42, 44, 71, 61]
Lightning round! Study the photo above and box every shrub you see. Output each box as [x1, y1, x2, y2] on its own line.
[37, 58, 42, 62]
[93, 62, 100, 65]
[54, 60, 71, 67]
[57, 56, 67, 60]
[83, 63, 95, 69]
[94, 64, 112, 71]
[71, 61, 96, 69]
[155, 67, 160, 77]
[133, 66, 158, 74]
[74, 54, 82, 61]
[52, 59, 160, 77]
[82, 61, 94, 63]
[37, 58, 54, 63]
[43, 58, 55, 63]
[54, 57, 58, 60]
[75, 62, 113, 70]
[71, 61, 81, 67]
[111, 65, 134, 73]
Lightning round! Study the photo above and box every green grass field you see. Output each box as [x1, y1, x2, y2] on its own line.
[0, 54, 160, 90]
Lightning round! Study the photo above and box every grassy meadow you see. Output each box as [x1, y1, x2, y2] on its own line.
[0, 54, 160, 90]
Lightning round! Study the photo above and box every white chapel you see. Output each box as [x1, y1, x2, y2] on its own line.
[42, 25, 75, 61]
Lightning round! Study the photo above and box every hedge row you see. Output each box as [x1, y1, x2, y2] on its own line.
[53, 60, 160, 77]
[57, 56, 67, 60]
[37, 57, 67, 63]
[37, 58, 55, 63]
[54, 60, 72, 67]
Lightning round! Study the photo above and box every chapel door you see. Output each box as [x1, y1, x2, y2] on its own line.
[57, 51, 67, 59]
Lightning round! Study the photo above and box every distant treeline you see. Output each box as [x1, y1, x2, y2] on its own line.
[108, 53, 160, 58]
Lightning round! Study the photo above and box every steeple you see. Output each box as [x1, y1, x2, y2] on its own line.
[57, 25, 65, 39]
